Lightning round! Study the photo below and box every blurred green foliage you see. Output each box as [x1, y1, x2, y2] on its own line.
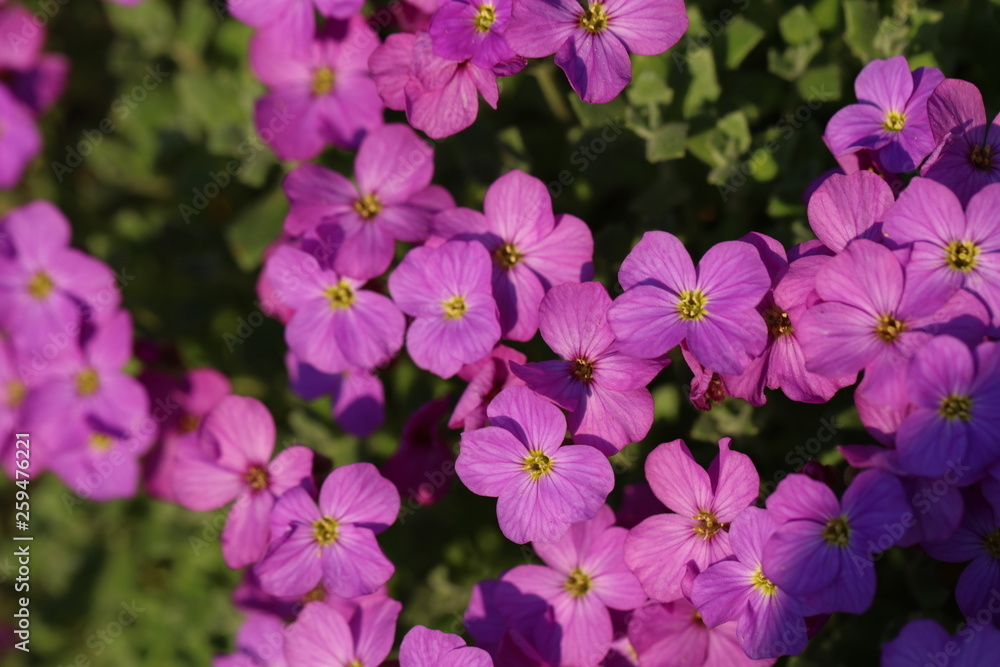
[1, 0, 998, 663]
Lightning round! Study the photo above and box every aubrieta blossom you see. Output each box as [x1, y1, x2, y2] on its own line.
[256, 463, 400, 598]
[228, 0, 364, 32]
[824, 56, 944, 173]
[369, 31, 525, 140]
[761, 470, 908, 615]
[691, 508, 808, 660]
[511, 282, 663, 455]
[0, 83, 40, 188]
[250, 16, 383, 161]
[282, 124, 454, 280]
[624, 437, 759, 603]
[433, 169, 594, 341]
[174, 396, 314, 569]
[506, 0, 688, 103]
[922, 79, 1000, 205]
[455, 386, 614, 544]
[283, 594, 402, 667]
[500, 506, 647, 666]
[430, 0, 516, 68]
[263, 245, 405, 375]
[806, 170, 895, 254]
[883, 178, 1000, 324]
[607, 231, 771, 376]
[286, 353, 385, 438]
[381, 397, 456, 506]
[388, 240, 501, 379]
[213, 612, 287, 667]
[881, 617, 1000, 667]
[448, 344, 526, 431]
[399, 625, 493, 667]
[0, 3, 68, 116]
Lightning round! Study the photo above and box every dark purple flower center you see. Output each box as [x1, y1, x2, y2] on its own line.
[677, 289, 708, 321]
[970, 144, 993, 171]
[443, 295, 467, 320]
[493, 242, 522, 269]
[564, 567, 593, 597]
[312, 66, 335, 96]
[27, 271, 54, 300]
[822, 515, 851, 547]
[6, 380, 25, 408]
[945, 240, 979, 272]
[325, 281, 356, 310]
[692, 510, 722, 540]
[764, 306, 793, 338]
[705, 374, 727, 404]
[90, 433, 113, 451]
[473, 3, 496, 32]
[353, 193, 382, 220]
[75, 368, 100, 396]
[312, 516, 340, 545]
[578, 2, 609, 33]
[874, 314, 905, 343]
[751, 566, 777, 596]
[939, 394, 972, 421]
[571, 357, 595, 383]
[882, 110, 906, 133]
[985, 529, 1000, 559]
[244, 464, 270, 492]
[522, 449, 554, 479]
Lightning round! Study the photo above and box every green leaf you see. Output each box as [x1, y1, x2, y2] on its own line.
[797, 64, 842, 102]
[723, 16, 766, 69]
[843, 0, 881, 62]
[225, 186, 288, 271]
[645, 122, 688, 162]
[767, 40, 822, 81]
[779, 5, 820, 45]
[682, 47, 721, 118]
[627, 69, 674, 106]
[104, 0, 176, 56]
[568, 94, 627, 129]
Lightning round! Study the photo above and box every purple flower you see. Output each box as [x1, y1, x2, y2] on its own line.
[255, 462, 400, 598]
[499, 506, 647, 666]
[824, 56, 944, 173]
[381, 397, 456, 506]
[399, 625, 493, 666]
[263, 245, 405, 375]
[455, 385, 614, 544]
[624, 437, 759, 603]
[880, 619, 951, 667]
[806, 170, 895, 254]
[429, 0, 516, 68]
[388, 240, 501, 379]
[506, 0, 688, 103]
[250, 16, 383, 160]
[691, 507, 808, 660]
[448, 344, 526, 430]
[229, 0, 363, 31]
[213, 613, 287, 667]
[883, 178, 1000, 326]
[921, 79, 1000, 205]
[0, 84, 39, 188]
[607, 232, 771, 376]
[173, 396, 314, 569]
[286, 353, 385, 438]
[510, 281, 663, 455]
[434, 169, 594, 341]
[282, 123, 453, 279]
[0, 5, 69, 115]
[761, 470, 908, 614]
[283, 594, 402, 666]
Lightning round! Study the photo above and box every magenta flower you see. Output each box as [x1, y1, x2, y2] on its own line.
[173, 396, 314, 569]
[250, 16, 383, 160]
[434, 169, 594, 341]
[921, 79, 1000, 205]
[506, 0, 688, 103]
[500, 506, 647, 665]
[824, 56, 944, 173]
[806, 170, 895, 254]
[449, 344, 526, 430]
[263, 245, 405, 375]
[230, 0, 363, 35]
[429, 0, 516, 68]
[883, 178, 1000, 324]
[283, 594, 402, 666]
[624, 437, 759, 602]
[0, 4, 68, 115]
[381, 397, 456, 506]
[761, 470, 908, 614]
[286, 353, 385, 438]
[399, 625, 493, 667]
[510, 282, 663, 455]
[213, 613, 287, 667]
[455, 386, 614, 544]
[283, 124, 454, 279]
[255, 463, 400, 598]
[608, 231, 771, 376]
[691, 507, 808, 660]
[0, 84, 41, 188]
[388, 240, 501, 379]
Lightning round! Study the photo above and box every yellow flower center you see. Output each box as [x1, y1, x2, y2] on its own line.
[522, 450, 554, 480]
[579, 3, 609, 33]
[76, 368, 100, 396]
[443, 295, 467, 320]
[325, 281, 355, 310]
[6, 380, 26, 408]
[353, 193, 382, 220]
[473, 3, 496, 32]
[882, 110, 906, 133]
[27, 271, 54, 300]
[571, 358, 594, 383]
[874, 313, 905, 343]
[677, 289, 708, 321]
[939, 394, 972, 421]
[244, 465, 270, 492]
[494, 242, 522, 269]
[945, 240, 980, 272]
[751, 566, 778, 596]
[822, 515, 851, 547]
[300, 585, 327, 604]
[312, 517, 340, 546]
[764, 306, 792, 338]
[970, 144, 993, 171]
[692, 510, 722, 540]
[90, 433, 113, 450]
[985, 528, 1000, 559]
[564, 568, 593, 597]
[312, 66, 335, 95]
